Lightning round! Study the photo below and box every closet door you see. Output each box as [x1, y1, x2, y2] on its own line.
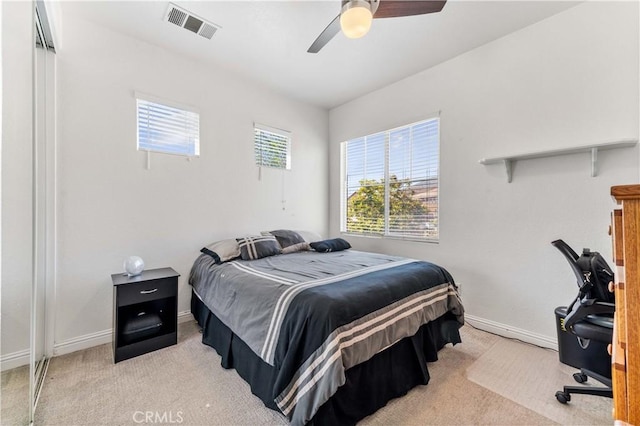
[0, 2, 55, 424]
[0, 2, 35, 425]
[32, 0, 56, 420]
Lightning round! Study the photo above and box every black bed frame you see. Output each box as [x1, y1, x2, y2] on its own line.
[191, 289, 460, 425]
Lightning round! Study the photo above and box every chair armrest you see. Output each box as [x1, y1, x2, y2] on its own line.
[564, 299, 615, 331]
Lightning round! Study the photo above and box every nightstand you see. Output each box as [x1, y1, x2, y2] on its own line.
[111, 267, 179, 363]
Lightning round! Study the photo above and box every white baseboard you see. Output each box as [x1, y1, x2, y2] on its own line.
[11, 312, 555, 362]
[1, 349, 30, 371]
[53, 310, 194, 357]
[52, 329, 112, 357]
[177, 310, 195, 324]
[465, 314, 558, 350]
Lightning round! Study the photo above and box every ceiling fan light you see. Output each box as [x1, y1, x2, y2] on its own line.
[340, 1, 373, 39]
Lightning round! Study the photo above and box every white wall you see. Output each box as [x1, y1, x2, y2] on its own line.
[329, 1, 639, 345]
[1, 1, 33, 362]
[54, 16, 328, 349]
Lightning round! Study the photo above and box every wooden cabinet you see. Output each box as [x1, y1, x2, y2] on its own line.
[112, 267, 179, 363]
[611, 185, 640, 423]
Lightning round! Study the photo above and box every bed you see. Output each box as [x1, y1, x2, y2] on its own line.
[188, 234, 464, 425]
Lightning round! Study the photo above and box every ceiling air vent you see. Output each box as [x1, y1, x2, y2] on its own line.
[164, 3, 221, 40]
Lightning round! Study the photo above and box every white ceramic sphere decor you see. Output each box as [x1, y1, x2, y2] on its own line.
[124, 256, 145, 277]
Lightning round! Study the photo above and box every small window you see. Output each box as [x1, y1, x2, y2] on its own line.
[254, 123, 291, 170]
[136, 95, 200, 156]
[342, 117, 440, 241]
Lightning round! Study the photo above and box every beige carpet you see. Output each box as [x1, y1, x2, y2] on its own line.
[31, 321, 607, 425]
[467, 337, 612, 425]
[1, 365, 30, 426]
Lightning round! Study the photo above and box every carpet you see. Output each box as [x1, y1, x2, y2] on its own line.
[35, 320, 622, 425]
[34, 323, 558, 426]
[1, 364, 30, 426]
[34, 321, 288, 426]
[466, 337, 612, 425]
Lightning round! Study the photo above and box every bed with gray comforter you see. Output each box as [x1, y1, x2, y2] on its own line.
[189, 249, 464, 425]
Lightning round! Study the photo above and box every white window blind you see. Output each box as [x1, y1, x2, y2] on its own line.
[137, 97, 200, 156]
[342, 117, 439, 240]
[254, 123, 291, 170]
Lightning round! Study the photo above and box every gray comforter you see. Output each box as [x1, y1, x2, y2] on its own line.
[189, 249, 464, 425]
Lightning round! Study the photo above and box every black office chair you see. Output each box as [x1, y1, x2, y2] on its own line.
[552, 239, 615, 404]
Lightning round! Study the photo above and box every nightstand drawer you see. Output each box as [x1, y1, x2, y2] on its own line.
[117, 278, 176, 306]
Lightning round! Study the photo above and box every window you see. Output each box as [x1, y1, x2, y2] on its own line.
[136, 95, 200, 156]
[342, 117, 439, 240]
[254, 123, 291, 170]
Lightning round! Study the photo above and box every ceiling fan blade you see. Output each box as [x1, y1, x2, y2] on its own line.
[374, 0, 446, 19]
[307, 14, 341, 53]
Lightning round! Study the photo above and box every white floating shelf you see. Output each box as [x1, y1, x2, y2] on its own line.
[479, 139, 638, 183]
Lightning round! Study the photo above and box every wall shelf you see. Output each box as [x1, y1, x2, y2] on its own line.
[479, 139, 638, 183]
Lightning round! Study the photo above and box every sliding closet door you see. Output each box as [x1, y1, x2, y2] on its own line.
[33, 7, 48, 387]
[32, 0, 56, 417]
[0, 1, 35, 425]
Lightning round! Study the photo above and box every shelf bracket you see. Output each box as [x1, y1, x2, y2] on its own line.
[591, 147, 597, 177]
[504, 159, 513, 183]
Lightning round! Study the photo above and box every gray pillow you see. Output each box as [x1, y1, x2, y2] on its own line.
[267, 229, 305, 249]
[236, 235, 282, 260]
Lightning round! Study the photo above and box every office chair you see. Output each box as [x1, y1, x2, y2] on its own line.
[551, 239, 615, 404]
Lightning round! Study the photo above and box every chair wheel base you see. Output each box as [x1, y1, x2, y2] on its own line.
[573, 372, 588, 383]
[555, 391, 571, 404]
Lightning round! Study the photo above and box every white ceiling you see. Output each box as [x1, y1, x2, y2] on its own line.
[59, 0, 580, 109]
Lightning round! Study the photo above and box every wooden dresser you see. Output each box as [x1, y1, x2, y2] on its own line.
[611, 184, 640, 423]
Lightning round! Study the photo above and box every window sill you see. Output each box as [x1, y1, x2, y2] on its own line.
[340, 232, 439, 244]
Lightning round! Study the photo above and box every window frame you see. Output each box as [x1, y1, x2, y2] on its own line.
[136, 92, 200, 157]
[254, 122, 292, 171]
[340, 117, 440, 243]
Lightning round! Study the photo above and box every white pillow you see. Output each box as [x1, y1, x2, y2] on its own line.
[296, 230, 323, 243]
[201, 238, 241, 264]
[281, 242, 311, 254]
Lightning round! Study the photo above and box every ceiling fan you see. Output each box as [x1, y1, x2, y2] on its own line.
[307, 0, 447, 53]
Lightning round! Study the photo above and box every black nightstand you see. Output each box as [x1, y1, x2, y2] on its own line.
[111, 267, 179, 363]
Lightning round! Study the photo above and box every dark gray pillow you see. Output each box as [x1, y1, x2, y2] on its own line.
[267, 229, 305, 249]
[310, 238, 351, 253]
[236, 235, 282, 260]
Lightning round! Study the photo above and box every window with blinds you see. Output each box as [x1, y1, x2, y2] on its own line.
[136, 96, 200, 156]
[254, 123, 291, 170]
[342, 117, 439, 240]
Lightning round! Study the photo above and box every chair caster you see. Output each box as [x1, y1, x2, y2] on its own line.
[555, 391, 571, 404]
[573, 372, 588, 383]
